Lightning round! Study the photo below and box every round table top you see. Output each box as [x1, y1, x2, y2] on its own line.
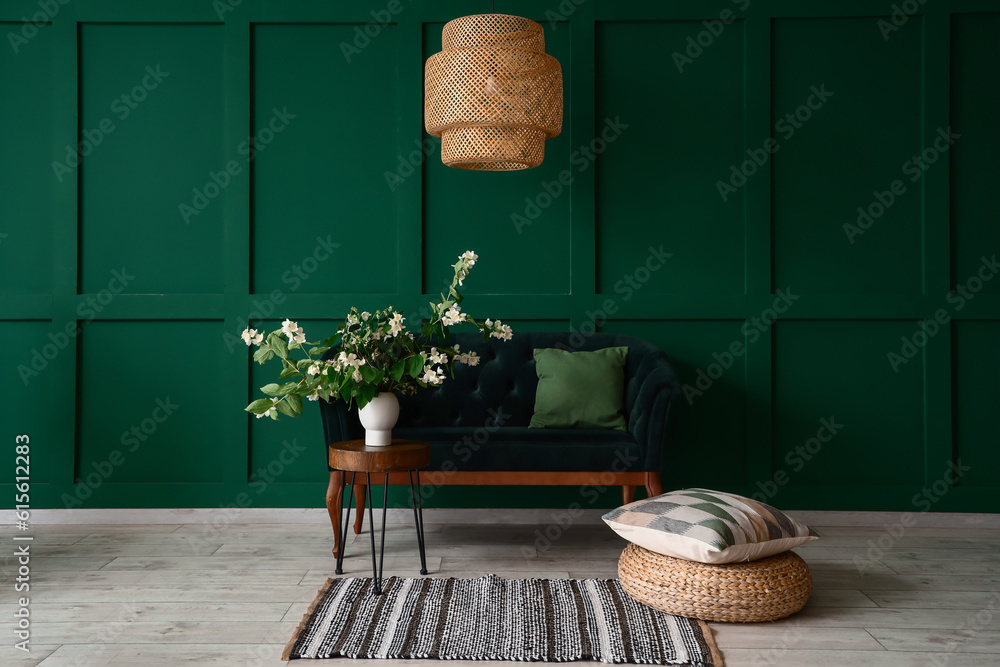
[328, 439, 430, 473]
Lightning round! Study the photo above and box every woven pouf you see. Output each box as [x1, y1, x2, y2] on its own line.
[618, 542, 812, 623]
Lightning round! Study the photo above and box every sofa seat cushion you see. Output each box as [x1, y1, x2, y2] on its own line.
[392, 427, 644, 472]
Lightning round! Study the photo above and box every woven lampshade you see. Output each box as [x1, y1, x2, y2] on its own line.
[425, 14, 563, 171]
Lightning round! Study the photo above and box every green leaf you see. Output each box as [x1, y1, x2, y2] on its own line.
[275, 399, 297, 418]
[253, 347, 274, 364]
[359, 385, 377, 406]
[391, 359, 406, 382]
[360, 364, 378, 383]
[296, 358, 313, 370]
[260, 383, 282, 397]
[277, 381, 300, 394]
[308, 346, 330, 356]
[407, 354, 425, 378]
[245, 398, 274, 414]
[278, 364, 300, 380]
[339, 384, 353, 404]
[271, 335, 289, 359]
[286, 393, 303, 415]
[266, 332, 288, 357]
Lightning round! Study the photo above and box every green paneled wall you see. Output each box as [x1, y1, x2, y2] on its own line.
[2, 0, 999, 513]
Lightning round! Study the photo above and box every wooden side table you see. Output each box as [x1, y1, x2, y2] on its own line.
[326, 439, 430, 594]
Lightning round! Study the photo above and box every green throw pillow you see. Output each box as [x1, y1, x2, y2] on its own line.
[530, 347, 628, 430]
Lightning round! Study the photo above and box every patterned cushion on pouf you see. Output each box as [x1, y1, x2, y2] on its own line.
[603, 488, 818, 564]
[618, 542, 812, 623]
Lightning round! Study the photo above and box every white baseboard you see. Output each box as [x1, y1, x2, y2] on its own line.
[1, 507, 999, 527]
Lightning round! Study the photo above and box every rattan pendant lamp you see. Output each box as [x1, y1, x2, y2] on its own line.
[424, 6, 563, 171]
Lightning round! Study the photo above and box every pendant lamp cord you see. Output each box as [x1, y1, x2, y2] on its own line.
[491, 0, 494, 13]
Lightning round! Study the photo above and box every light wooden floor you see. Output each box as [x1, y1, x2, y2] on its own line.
[3, 516, 1000, 666]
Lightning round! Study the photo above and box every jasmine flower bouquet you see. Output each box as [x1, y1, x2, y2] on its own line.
[240, 251, 513, 420]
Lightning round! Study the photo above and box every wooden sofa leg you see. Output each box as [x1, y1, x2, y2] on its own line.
[354, 482, 366, 534]
[326, 471, 344, 558]
[644, 472, 663, 498]
[622, 485, 637, 504]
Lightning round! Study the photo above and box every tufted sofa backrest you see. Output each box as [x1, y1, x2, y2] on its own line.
[395, 331, 663, 429]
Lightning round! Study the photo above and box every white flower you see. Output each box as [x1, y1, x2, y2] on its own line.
[485, 318, 493, 327]
[428, 347, 448, 365]
[307, 393, 320, 402]
[307, 362, 322, 376]
[442, 305, 466, 327]
[241, 328, 263, 346]
[347, 313, 359, 325]
[281, 319, 305, 343]
[420, 366, 444, 385]
[361, 311, 371, 321]
[352, 368, 363, 382]
[452, 250, 478, 285]
[465, 351, 481, 366]
[489, 321, 513, 341]
[389, 312, 406, 336]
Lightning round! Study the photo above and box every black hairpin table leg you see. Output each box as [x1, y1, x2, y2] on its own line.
[409, 470, 428, 575]
[335, 471, 355, 576]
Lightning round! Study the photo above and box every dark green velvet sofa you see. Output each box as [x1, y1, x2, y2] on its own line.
[320, 332, 679, 529]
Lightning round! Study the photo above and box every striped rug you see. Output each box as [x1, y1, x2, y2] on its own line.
[282, 574, 723, 664]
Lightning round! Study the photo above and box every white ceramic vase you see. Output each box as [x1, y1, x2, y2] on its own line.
[358, 392, 399, 447]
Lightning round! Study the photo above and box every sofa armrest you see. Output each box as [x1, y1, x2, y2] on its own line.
[628, 354, 680, 473]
